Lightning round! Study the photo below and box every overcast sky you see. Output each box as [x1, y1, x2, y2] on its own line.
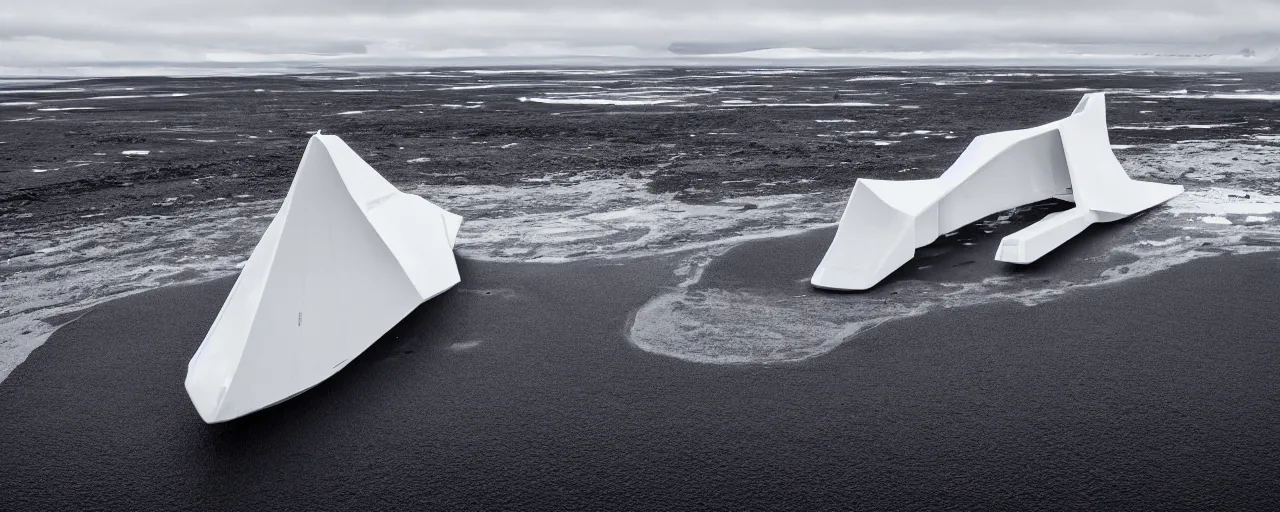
[2, 0, 1278, 72]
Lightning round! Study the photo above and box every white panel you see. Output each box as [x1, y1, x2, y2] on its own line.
[185, 135, 463, 423]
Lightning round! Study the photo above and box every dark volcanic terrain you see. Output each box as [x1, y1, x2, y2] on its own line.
[3, 67, 1278, 231]
[3, 66, 1280, 373]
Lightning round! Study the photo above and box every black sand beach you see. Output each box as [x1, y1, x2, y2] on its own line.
[2, 225, 1278, 510]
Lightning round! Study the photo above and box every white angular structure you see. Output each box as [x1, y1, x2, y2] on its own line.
[185, 134, 462, 423]
[812, 93, 1182, 291]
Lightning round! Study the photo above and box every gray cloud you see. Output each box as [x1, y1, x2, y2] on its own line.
[2, 0, 1278, 71]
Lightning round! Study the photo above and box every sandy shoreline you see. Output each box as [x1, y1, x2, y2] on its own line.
[2, 223, 1278, 509]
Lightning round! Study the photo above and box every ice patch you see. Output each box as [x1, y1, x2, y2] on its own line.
[447, 340, 484, 351]
[0, 207, 280, 382]
[1166, 188, 1280, 216]
[0, 88, 85, 94]
[1210, 93, 1280, 101]
[847, 76, 930, 81]
[1111, 123, 1243, 130]
[734, 102, 887, 108]
[519, 97, 678, 106]
[415, 177, 843, 262]
[36, 107, 100, 111]
[630, 288, 917, 364]
[1119, 140, 1280, 186]
[438, 83, 550, 90]
[121, 150, 150, 156]
[1141, 92, 1280, 101]
[930, 79, 996, 86]
[1201, 216, 1232, 225]
[464, 69, 641, 76]
[0, 101, 37, 106]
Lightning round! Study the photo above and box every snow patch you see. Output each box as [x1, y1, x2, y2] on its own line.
[735, 102, 887, 108]
[1141, 92, 1280, 101]
[1111, 123, 1243, 130]
[0, 88, 84, 94]
[519, 97, 678, 106]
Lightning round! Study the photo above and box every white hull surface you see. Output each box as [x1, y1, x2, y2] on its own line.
[812, 93, 1183, 291]
[185, 134, 462, 423]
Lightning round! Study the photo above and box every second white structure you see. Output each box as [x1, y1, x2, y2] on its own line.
[812, 93, 1183, 291]
[185, 134, 463, 423]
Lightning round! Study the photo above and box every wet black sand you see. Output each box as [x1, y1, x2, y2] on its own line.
[2, 228, 1278, 510]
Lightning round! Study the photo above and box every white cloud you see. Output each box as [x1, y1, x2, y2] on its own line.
[1, 1, 1278, 71]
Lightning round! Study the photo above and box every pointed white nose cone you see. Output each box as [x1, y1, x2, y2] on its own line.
[185, 134, 462, 423]
[813, 93, 1183, 291]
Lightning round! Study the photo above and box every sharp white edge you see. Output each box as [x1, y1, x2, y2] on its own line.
[811, 93, 1184, 291]
[183, 134, 462, 423]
